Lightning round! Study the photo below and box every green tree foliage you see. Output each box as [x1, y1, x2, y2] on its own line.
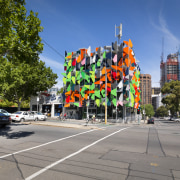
[161, 81, 180, 116]
[141, 104, 155, 118]
[0, 0, 58, 110]
[156, 106, 168, 117]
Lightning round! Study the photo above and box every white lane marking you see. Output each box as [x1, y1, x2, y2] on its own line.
[25, 127, 130, 180]
[0, 129, 96, 159]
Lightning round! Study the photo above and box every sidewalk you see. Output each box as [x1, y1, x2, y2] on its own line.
[22, 117, 148, 130]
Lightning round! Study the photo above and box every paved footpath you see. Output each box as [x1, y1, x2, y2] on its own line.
[22, 117, 148, 129]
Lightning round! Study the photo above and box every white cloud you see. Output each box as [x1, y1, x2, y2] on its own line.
[40, 55, 64, 70]
[150, 10, 180, 49]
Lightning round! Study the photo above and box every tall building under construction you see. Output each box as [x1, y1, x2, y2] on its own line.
[160, 52, 180, 88]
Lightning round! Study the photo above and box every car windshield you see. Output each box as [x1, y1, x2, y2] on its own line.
[13, 111, 22, 114]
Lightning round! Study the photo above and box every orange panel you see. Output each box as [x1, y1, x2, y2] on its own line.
[123, 47, 129, 54]
[129, 66, 135, 71]
[96, 47, 99, 51]
[66, 54, 72, 59]
[101, 67, 106, 75]
[107, 73, 112, 81]
[89, 90, 95, 94]
[84, 94, 88, 100]
[64, 103, 70, 107]
[94, 80, 101, 84]
[111, 65, 121, 71]
[65, 90, 71, 96]
[77, 55, 81, 63]
[106, 69, 111, 73]
[123, 41, 129, 46]
[118, 58, 123, 66]
[129, 39, 133, 48]
[100, 84, 105, 91]
[100, 76, 106, 81]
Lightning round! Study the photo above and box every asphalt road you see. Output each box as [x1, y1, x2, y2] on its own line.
[0, 118, 180, 180]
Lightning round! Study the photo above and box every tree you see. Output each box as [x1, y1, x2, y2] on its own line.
[156, 106, 168, 117]
[161, 81, 180, 116]
[0, 0, 58, 110]
[141, 104, 155, 118]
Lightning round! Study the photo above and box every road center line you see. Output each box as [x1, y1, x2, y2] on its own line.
[25, 127, 130, 180]
[0, 129, 96, 159]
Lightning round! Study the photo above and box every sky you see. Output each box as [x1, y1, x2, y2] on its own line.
[25, 0, 180, 88]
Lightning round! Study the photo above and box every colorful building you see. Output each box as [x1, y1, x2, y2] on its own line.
[62, 40, 141, 120]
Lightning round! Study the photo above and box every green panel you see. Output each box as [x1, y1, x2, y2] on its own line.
[67, 84, 71, 92]
[130, 92, 134, 107]
[67, 72, 71, 79]
[95, 90, 101, 98]
[72, 76, 75, 84]
[97, 59, 101, 67]
[130, 83, 135, 94]
[111, 88, 117, 96]
[112, 98, 117, 106]
[80, 66, 84, 71]
[64, 62, 67, 66]
[91, 64, 95, 71]
[80, 77, 84, 82]
[81, 71, 86, 79]
[61, 73, 66, 77]
[91, 94, 95, 100]
[84, 85, 90, 89]
[68, 60, 72, 67]
[90, 84, 95, 90]
[103, 51, 106, 59]
[77, 80, 80, 84]
[63, 77, 66, 85]
[67, 52, 72, 56]
[95, 99, 101, 107]
[101, 89, 105, 97]
[76, 71, 80, 80]
[66, 78, 71, 82]
[85, 74, 90, 83]
[74, 103, 79, 107]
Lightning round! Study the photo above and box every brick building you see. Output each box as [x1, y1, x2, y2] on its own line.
[140, 74, 152, 105]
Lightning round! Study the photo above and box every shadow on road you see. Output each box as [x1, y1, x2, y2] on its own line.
[0, 125, 34, 139]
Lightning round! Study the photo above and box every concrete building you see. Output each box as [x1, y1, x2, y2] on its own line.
[140, 74, 152, 105]
[30, 87, 63, 117]
[152, 87, 162, 111]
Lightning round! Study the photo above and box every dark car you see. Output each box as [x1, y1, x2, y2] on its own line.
[147, 118, 154, 124]
[0, 113, 11, 128]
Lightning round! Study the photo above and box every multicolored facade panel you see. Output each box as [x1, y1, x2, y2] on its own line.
[62, 40, 141, 111]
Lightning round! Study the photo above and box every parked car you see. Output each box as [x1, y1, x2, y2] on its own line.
[10, 111, 36, 122]
[33, 112, 47, 121]
[147, 118, 154, 124]
[171, 117, 180, 122]
[0, 109, 11, 116]
[0, 113, 11, 127]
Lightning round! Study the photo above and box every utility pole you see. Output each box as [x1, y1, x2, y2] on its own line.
[115, 23, 122, 122]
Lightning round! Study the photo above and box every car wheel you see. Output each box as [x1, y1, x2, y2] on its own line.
[20, 118, 25, 122]
[35, 117, 38, 121]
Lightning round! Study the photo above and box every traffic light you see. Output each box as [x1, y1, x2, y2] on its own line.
[137, 109, 140, 114]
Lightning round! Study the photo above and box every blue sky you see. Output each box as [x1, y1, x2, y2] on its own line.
[25, 0, 180, 88]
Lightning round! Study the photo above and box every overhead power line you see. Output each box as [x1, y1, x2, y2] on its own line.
[42, 39, 64, 59]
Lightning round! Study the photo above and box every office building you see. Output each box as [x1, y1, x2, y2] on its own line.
[140, 74, 152, 105]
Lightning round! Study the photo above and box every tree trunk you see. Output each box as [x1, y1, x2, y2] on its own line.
[17, 102, 21, 111]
